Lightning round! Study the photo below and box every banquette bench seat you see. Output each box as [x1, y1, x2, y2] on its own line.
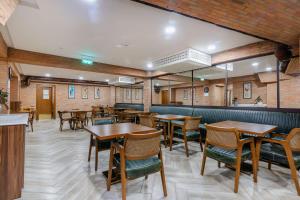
[114, 103, 144, 111]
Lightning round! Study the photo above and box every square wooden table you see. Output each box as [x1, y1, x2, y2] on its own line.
[154, 114, 187, 146]
[84, 123, 156, 184]
[208, 120, 277, 172]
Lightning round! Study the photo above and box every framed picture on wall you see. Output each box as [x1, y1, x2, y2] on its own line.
[94, 87, 101, 99]
[68, 85, 75, 99]
[183, 89, 188, 100]
[81, 86, 88, 99]
[243, 82, 252, 99]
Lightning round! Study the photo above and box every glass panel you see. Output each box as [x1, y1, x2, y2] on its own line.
[227, 55, 277, 108]
[43, 89, 49, 99]
[193, 66, 226, 106]
[169, 71, 193, 106]
[279, 57, 300, 108]
[152, 75, 170, 105]
[132, 82, 144, 104]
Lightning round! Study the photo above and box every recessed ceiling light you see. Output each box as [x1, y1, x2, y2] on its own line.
[45, 73, 51, 77]
[155, 83, 160, 86]
[164, 26, 176, 35]
[79, 76, 84, 80]
[115, 43, 129, 48]
[200, 78, 205, 81]
[147, 63, 153, 68]
[252, 62, 259, 66]
[266, 67, 272, 71]
[105, 79, 109, 82]
[207, 45, 216, 51]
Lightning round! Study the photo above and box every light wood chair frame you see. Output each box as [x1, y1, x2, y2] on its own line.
[258, 128, 300, 196]
[170, 116, 203, 157]
[106, 130, 167, 200]
[200, 125, 257, 193]
[57, 111, 72, 131]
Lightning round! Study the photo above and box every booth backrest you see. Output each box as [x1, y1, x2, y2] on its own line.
[114, 103, 144, 111]
[150, 106, 300, 134]
[150, 106, 194, 116]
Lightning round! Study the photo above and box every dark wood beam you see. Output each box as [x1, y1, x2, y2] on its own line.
[21, 75, 109, 87]
[8, 48, 147, 78]
[0, 33, 7, 58]
[211, 41, 276, 65]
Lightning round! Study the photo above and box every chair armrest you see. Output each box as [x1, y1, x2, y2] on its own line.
[239, 137, 254, 145]
[261, 137, 286, 145]
[271, 133, 288, 139]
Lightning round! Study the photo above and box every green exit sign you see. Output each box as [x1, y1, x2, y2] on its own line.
[81, 59, 93, 65]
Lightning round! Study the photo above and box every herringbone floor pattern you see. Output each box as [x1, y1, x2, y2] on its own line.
[18, 120, 300, 200]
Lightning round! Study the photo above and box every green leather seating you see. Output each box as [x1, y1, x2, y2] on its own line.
[205, 145, 252, 165]
[114, 103, 144, 111]
[114, 154, 161, 179]
[260, 143, 300, 169]
[173, 129, 200, 140]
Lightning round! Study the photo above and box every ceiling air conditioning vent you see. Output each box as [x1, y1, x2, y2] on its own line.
[110, 76, 135, 86]
[153, 48, 211, 73]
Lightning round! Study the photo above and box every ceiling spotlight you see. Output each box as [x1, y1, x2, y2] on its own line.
[164, 26, 176, 35]
[105, 79, 109, 82]
[79, 76, 84, 80]
[207, 44, 216, 51]
[45, 73, 51, 77]
[155, 83, 160, 86]
[200, 78, 205, 81]
[266, 67, 272, 71]
[252, 62, 259, 67]
[147, 63, 153, 68]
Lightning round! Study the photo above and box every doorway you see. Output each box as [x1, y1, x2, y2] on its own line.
[36, 85, 55, 120]
[161, 90, 169, 104]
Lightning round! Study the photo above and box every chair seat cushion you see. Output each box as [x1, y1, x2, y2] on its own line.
[260, 143, 300, 169]
[205, 146, 251, 165]
[114, 154, 161, 179]
[173, 129, 200, 139]
[93, 118, 113, 125]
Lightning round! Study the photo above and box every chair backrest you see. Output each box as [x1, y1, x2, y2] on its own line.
[139, 115, 155, 128]
[184, 117, 201, 131]
[76, 111, 87, 120]
[287, 128, 300, 152]
[205, 125, 240, 149]
[28, 111, 35, 121]
[124, 130, 162, 160]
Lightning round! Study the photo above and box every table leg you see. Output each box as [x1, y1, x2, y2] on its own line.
[255, 138, 262, 172]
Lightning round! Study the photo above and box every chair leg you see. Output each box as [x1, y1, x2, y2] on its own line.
[183, 132, 189, 157]
[234, 148, 242, 193]
[268, 161, 272, 170]
[199, 130, 203, 152]
[107, 146, 115, 191]
[200, 143, 207, 176]
[163, 125, 167, 148]
[59, 121, 63, 131]
[120, 151, 127, 200]
[30, 121, 33, 132]
[218, 161, 221, 168]
[255, 139, 262, 170]
[159, 151, 167, 197]
[283, 144, 300, 196]
[95, 140, 99, 171]
[88, 135, 93, 162]
[250, 141, 257, 183]
[169, 125, 174, 151]
[145, 175, 148, 180]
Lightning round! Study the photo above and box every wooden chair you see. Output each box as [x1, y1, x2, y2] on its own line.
[259, 128, 300, 196]
[74, 111, 87, 129]
[107, 130, 167, 200]
[28, 110, 35, 132]
[58, 111, 73, 131]
[88, 116, 116, 171]
[139, 114, 167, 147]
[118, 110, 134, 123]
[171, 117, 203, 157]
[201, 125, 257, 193]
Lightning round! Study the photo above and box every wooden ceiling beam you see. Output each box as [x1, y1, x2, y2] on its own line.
[211, 41, 277, 65]
[7, 48, 147, 78]
[0, 0, 19, 25]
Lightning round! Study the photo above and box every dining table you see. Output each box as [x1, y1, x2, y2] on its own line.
[154, 114, 187, 146]
[208, 120, 277, 173]
[123, 110, 151, 123]
[84, 123, 156, 183]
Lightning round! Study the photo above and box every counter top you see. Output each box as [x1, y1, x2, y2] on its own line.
[0, 114, 29, 126]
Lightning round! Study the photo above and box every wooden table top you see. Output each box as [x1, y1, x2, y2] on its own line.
[62, 110, 92, 113]
[123, 110, 149, 114]
[84, 123, 156, 140]
[154, 114, 187, 121]
[208, 120, 277, 137]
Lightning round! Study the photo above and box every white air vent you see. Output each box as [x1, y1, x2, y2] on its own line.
[110, 76, 135, 85]
[153, 48, 211, 73]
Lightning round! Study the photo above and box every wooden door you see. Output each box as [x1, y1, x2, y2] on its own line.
[161, 90, 169, 104]
[36, 86, 52, 119]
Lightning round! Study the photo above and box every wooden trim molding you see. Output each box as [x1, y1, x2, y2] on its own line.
[0, 33, 7, 58]
[8, 48, 147, 78]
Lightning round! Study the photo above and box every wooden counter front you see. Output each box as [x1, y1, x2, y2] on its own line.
[0, 114, 27, 200]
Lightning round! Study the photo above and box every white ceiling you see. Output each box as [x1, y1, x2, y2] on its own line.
[5, 0, 261, 74]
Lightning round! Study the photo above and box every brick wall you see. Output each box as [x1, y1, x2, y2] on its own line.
[20, 82, 112, 115]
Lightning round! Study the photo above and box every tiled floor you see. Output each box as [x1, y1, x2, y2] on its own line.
[19, 120, 300, 200]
